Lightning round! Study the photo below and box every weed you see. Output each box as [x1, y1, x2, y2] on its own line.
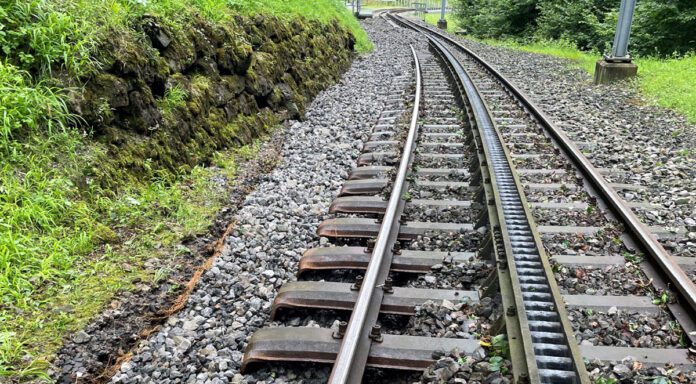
[596, 376, 618, 384]
[623, 251, 643, 264]
[490, 334, 509, 357]
[652, 291, 670, 306]
[153, 268, 171, 284]
[488, 356, 508, 374]
[157, 84, 188, 120]
[0, 63, 75, 141]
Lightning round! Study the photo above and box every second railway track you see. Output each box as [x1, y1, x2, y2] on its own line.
[240, 12, 696, 384]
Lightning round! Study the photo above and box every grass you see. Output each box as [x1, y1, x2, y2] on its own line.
[0, 0, 371, 380]
[0, 129, 267, 380]
[637, 54, 696, 123]
[420, 16, 696, 123]
[228, 0, 372, 53]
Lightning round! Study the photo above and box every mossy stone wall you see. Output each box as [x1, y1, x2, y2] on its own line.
[69, 13, 355, 187]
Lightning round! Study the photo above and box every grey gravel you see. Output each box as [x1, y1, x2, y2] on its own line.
[438, 22, 696, 260]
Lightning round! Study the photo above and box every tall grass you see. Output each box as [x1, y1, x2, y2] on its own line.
[0, 64, 73, 140]
[638, 54, 696, 123]
[227, 0, 372, 52]
[0, 0, 371, 380]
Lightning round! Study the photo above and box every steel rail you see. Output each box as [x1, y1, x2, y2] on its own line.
[426, 35, 587, 384]
[390, 12, 696, 340]
[328, 45, 422, 384]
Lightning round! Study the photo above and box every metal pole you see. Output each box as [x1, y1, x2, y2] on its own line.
[609, 0, 636, 61]
[440, 0, 446, 21]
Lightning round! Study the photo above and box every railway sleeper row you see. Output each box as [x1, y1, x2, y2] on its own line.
[242, 46, 501, 380]
[391, 13, 696, 383]
[241, 14, 696, 384]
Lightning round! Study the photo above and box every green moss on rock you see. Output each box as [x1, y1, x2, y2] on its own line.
[68, 13, 354, 189]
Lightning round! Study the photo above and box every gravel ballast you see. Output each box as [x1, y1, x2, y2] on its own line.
[110, 20, 424, 383]
[104, 16, 696, 383]
[438, 25, 696, 261]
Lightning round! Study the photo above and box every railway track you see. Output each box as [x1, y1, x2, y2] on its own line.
[241, 13, 696, 383]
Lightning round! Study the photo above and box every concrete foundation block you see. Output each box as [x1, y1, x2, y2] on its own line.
[594, 60, 638, 84]
[437, 19, 448, 30]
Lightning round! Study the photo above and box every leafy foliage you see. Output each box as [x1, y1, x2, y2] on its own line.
[631, 0, 696, 56]
[456, 0, 539, 38]
[536, 0, 615, 51]
[452, 0, 695, 57]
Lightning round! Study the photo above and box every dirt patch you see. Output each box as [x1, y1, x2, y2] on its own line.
[50, 128, 285, 383]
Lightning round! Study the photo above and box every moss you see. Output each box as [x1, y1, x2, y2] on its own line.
[93, 223, 118, 243]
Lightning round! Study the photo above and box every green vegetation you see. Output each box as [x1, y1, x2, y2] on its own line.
[487, 41, 696, 123]
[638, 55, 696, 123]
[0, 0, 369, 380]
[450, 0, 695, 57]
[228, 0, 371, 52]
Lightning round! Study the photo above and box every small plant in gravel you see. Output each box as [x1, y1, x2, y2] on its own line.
[586, 205, 594, 215]
[595, 376, 618, 384]
[480, 334, 510, 357]
[488, 356, 508, 374]
[622, 251, 643, 264]
[652, 291, 670, 306]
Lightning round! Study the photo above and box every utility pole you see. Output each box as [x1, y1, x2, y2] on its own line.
[437, 0, 447, 29]
[594, 0, 638, 84]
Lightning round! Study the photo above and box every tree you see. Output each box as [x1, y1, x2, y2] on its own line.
[631, 0, 696, 56]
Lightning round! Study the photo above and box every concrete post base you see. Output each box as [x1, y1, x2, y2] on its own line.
[594, 60, 638, 84]
[437, 19, 448, 30]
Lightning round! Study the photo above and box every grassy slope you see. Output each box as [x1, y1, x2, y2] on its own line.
[232, 0, 372, 52]
[421, 16, 696, 123]
[0, 0, 369, 380]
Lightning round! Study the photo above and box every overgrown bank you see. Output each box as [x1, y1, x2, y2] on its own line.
[0, 0, 364, 380]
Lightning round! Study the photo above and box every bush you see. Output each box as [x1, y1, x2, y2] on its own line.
[452, 0, 696, 57]
[536, 0, 616, 52]
[455, 0, 539, 38]
[631, 0, 696, 57]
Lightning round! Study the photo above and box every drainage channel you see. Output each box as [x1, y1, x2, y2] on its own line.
[426, 36, 587, 384]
